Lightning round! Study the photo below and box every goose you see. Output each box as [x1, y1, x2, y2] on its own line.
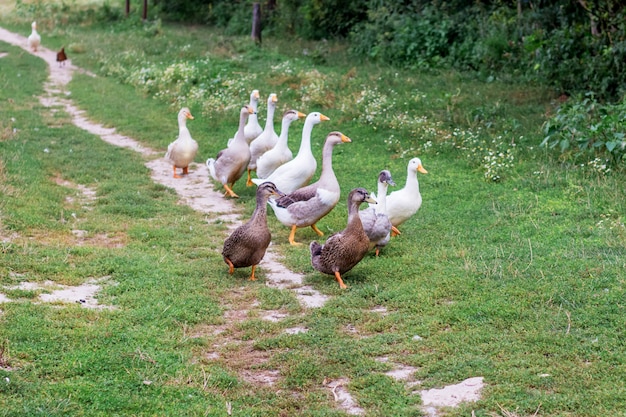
[27, 21, 41, 52]
[251, 112, 330, 193]
[379, 157, 428, 235]
[226, 90, 262, 147]
[222, 182, 285, 281]
[359, 170, 399, 256]
[240, 89, 263, 143]
[247, 93, 278, 185]
[310, 188, 377, 289]
[164, 107, 197, 178]
[206, 105, 255, 198]
[268, 131, 351, 245]
[256, 109, 306, 179]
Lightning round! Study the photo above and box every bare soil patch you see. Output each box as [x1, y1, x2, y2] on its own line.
[1, 277, 115, 309]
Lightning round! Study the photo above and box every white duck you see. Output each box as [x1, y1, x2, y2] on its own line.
[251, 112, 330, 194]
[359, 170, 398, 256]
[164, 107, 197, 178]
[232, 89, 263, 144]
[268, 132, 351, 245]
[206, 105, 255, 198]
[247, 93, 278, 185]
[377, 157, 428, 235]
[27, 21, 41, 52]
[255, 109, 305, 179]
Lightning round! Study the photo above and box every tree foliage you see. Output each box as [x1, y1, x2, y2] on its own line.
[153, 0, 626, 102]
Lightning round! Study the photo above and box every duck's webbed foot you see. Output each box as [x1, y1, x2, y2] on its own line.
[225, 258, 235, 274]
[311, 223, 324, 236]
[334, 271, 347, 289]
[223, 184, 239, 198]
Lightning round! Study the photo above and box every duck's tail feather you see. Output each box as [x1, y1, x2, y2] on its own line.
[309, 241, 322, 257]
[206, 158, 217, 181]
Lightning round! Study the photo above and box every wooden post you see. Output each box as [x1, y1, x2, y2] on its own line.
[142, 0, 148, 20]
[251, 3, 262, 45]
[126, 0, 130, 17]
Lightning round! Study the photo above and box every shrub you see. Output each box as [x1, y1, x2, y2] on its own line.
[541, 94, 626, 169]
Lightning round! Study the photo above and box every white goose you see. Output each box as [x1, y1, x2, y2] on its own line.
[206, 105, 255, 198]
[268, 132, 351, 245]
[256, 109, 305, 179]
[378, 157, 428, 235]
[234, 89, 263, 144]
[164, 107, 197, 178]
[359, 170, 398, 256]
[251, 112, 330, 194]
[247, 93, 278, 185]
[27, 21, 41, 52]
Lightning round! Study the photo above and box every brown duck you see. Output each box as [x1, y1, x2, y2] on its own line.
[56, 47, 67, 67]
[310, 188, 377, 289]
[222, 182, 284, 281]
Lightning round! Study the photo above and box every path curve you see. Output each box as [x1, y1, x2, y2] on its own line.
[0, 26, 328, 309]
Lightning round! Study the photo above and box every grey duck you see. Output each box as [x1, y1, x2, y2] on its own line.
[359, 170, 399, 256]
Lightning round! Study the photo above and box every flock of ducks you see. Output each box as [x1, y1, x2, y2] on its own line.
[164, 90, 428, 289]
[21, 21, 424, 287]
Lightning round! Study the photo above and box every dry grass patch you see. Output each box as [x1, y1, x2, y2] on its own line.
[189, 285, 288, 389]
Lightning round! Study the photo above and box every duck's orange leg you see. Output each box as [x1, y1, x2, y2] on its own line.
[223, 184, 239, 198]
[311, 223, 324, 236]
[249, 265, 257, 281]
[182, 166, 189, 175]
[334, 271, 347, 289]
[246, 169, 254, 187]
[288, 225, 301, 246]
[225, 258, 235, 274]
[172, 166, 182, 179]
[391, 226, 401, 237]
[375, 247, 381, 257]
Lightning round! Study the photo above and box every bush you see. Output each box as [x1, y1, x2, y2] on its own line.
[542, 94, 626, 169]
[349, 4, 457, 68]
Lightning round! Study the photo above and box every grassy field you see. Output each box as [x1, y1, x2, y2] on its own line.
[1, 1, 626, 416]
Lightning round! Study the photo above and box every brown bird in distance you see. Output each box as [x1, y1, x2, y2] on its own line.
[56, 47, 67, 67]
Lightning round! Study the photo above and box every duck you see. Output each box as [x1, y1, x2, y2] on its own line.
[310, 188, 377, 289]
[268, 131, 351, 245]
[359, 170, 399, 256]
[222, 182, 285, 281]
[56, 47, 67, 67]
[206, 105, 255, 198]
[27, 21, 41, 52]
[247, 93, 278, 185]
[164, 107, 197, 178]
[251, 112, 330, 194]
[226, 90, 262, 148]
[378, 157, 428, 235]
[256, 109, 306, 179]
[240, 89, 263, 143]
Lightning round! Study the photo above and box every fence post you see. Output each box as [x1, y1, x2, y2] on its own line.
[251, 3, 262, 45]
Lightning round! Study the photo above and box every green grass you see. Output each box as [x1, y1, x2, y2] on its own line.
[2, 2, 626, 416]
